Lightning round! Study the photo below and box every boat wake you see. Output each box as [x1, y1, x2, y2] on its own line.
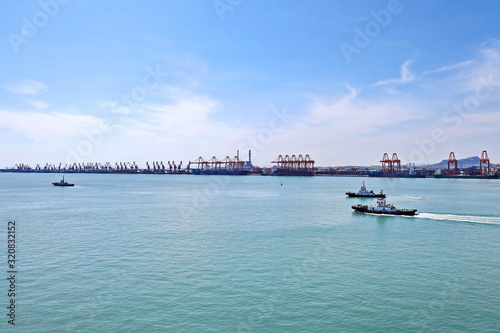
[391, 195, 423, 200]
[415, 213, 500, 225]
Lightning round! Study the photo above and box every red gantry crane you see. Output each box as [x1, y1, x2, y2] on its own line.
[480, 150, 491, 175]
[447, 152, 458, 176]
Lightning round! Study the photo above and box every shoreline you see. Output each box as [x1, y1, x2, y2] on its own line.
[1, 170, 499, 179]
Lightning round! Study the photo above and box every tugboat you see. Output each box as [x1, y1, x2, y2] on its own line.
[352, 197, 417, 216]
[52, 176, 74, 187]
[346, 181, 385, 198]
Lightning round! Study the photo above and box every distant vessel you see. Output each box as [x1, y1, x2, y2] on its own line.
[352, 197, 417, 216]
[346, 181, 385, 198]
[52, 176, 74, 187]
[368, 172, 426, 178]
[191, 169, 249, 175]
[261, 168, 314, 176]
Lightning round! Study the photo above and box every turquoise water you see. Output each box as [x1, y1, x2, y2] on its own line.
[1, 173, 499, 332]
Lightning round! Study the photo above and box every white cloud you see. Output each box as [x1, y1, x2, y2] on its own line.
[2, 79, 49, 95]
[384, 87, 398, 94]
[304, 85, 359, 124]
[119, 90, 252, 158]
[24, 99, 50, 110]
[462, 41, 500, 93]
[249, 86, 430, 165]
[464, 110, 500, 127]
[421, 60, 473, 76]
[0, 109, 108, 143]
[0, 84, 257, 165]
[302, 86, 424, 132]
[375, 60, 415, 86]
[417, 41, 500, 107]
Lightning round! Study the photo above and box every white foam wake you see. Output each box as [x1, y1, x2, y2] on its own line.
[392, 195, 424, 200]
[416, 213, 500, 225]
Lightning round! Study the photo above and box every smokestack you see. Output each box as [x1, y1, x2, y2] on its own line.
[237, 150, 239, 160]
[249, 150, 251, 162]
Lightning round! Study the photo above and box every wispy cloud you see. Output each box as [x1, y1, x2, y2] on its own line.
[0, 109, 108, 143]
[384, 87, 399, 94]
[375, 59, 415, 86]
[122, 87, 252, 157]
[305, 84, 360, 124]
[421, 60, 473, 76]
[24, 99, 50, 110]
[262, 86, 430, 165]
[302, 86, 424, 133]
[439, 40, 500, 97]
[2, 79, 49, 95]
[6, 84, 256, 164]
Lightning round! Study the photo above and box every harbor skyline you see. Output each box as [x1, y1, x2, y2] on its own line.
[2, 1, 500, 166]
[4, 150, 499, 177]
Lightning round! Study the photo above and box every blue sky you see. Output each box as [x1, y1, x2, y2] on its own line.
[1, 0, 500, 167]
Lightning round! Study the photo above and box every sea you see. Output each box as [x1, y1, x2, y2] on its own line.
[0, 173, 499, 332]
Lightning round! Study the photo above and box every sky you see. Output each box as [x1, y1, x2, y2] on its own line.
[1, 0, 500, 168]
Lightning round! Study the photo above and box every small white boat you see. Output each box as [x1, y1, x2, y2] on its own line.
[346, 181, 385, 198]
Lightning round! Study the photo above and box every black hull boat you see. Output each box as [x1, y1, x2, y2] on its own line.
[261, 168, 314, 176]
[52, 176, 74, 186]
[346, 181, 385, 198]
[352, 197, 417, 216]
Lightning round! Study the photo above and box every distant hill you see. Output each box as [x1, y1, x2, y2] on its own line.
[432, 156, 481, 168]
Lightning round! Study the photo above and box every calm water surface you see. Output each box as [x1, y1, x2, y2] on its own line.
[0, 173, 499, 332]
